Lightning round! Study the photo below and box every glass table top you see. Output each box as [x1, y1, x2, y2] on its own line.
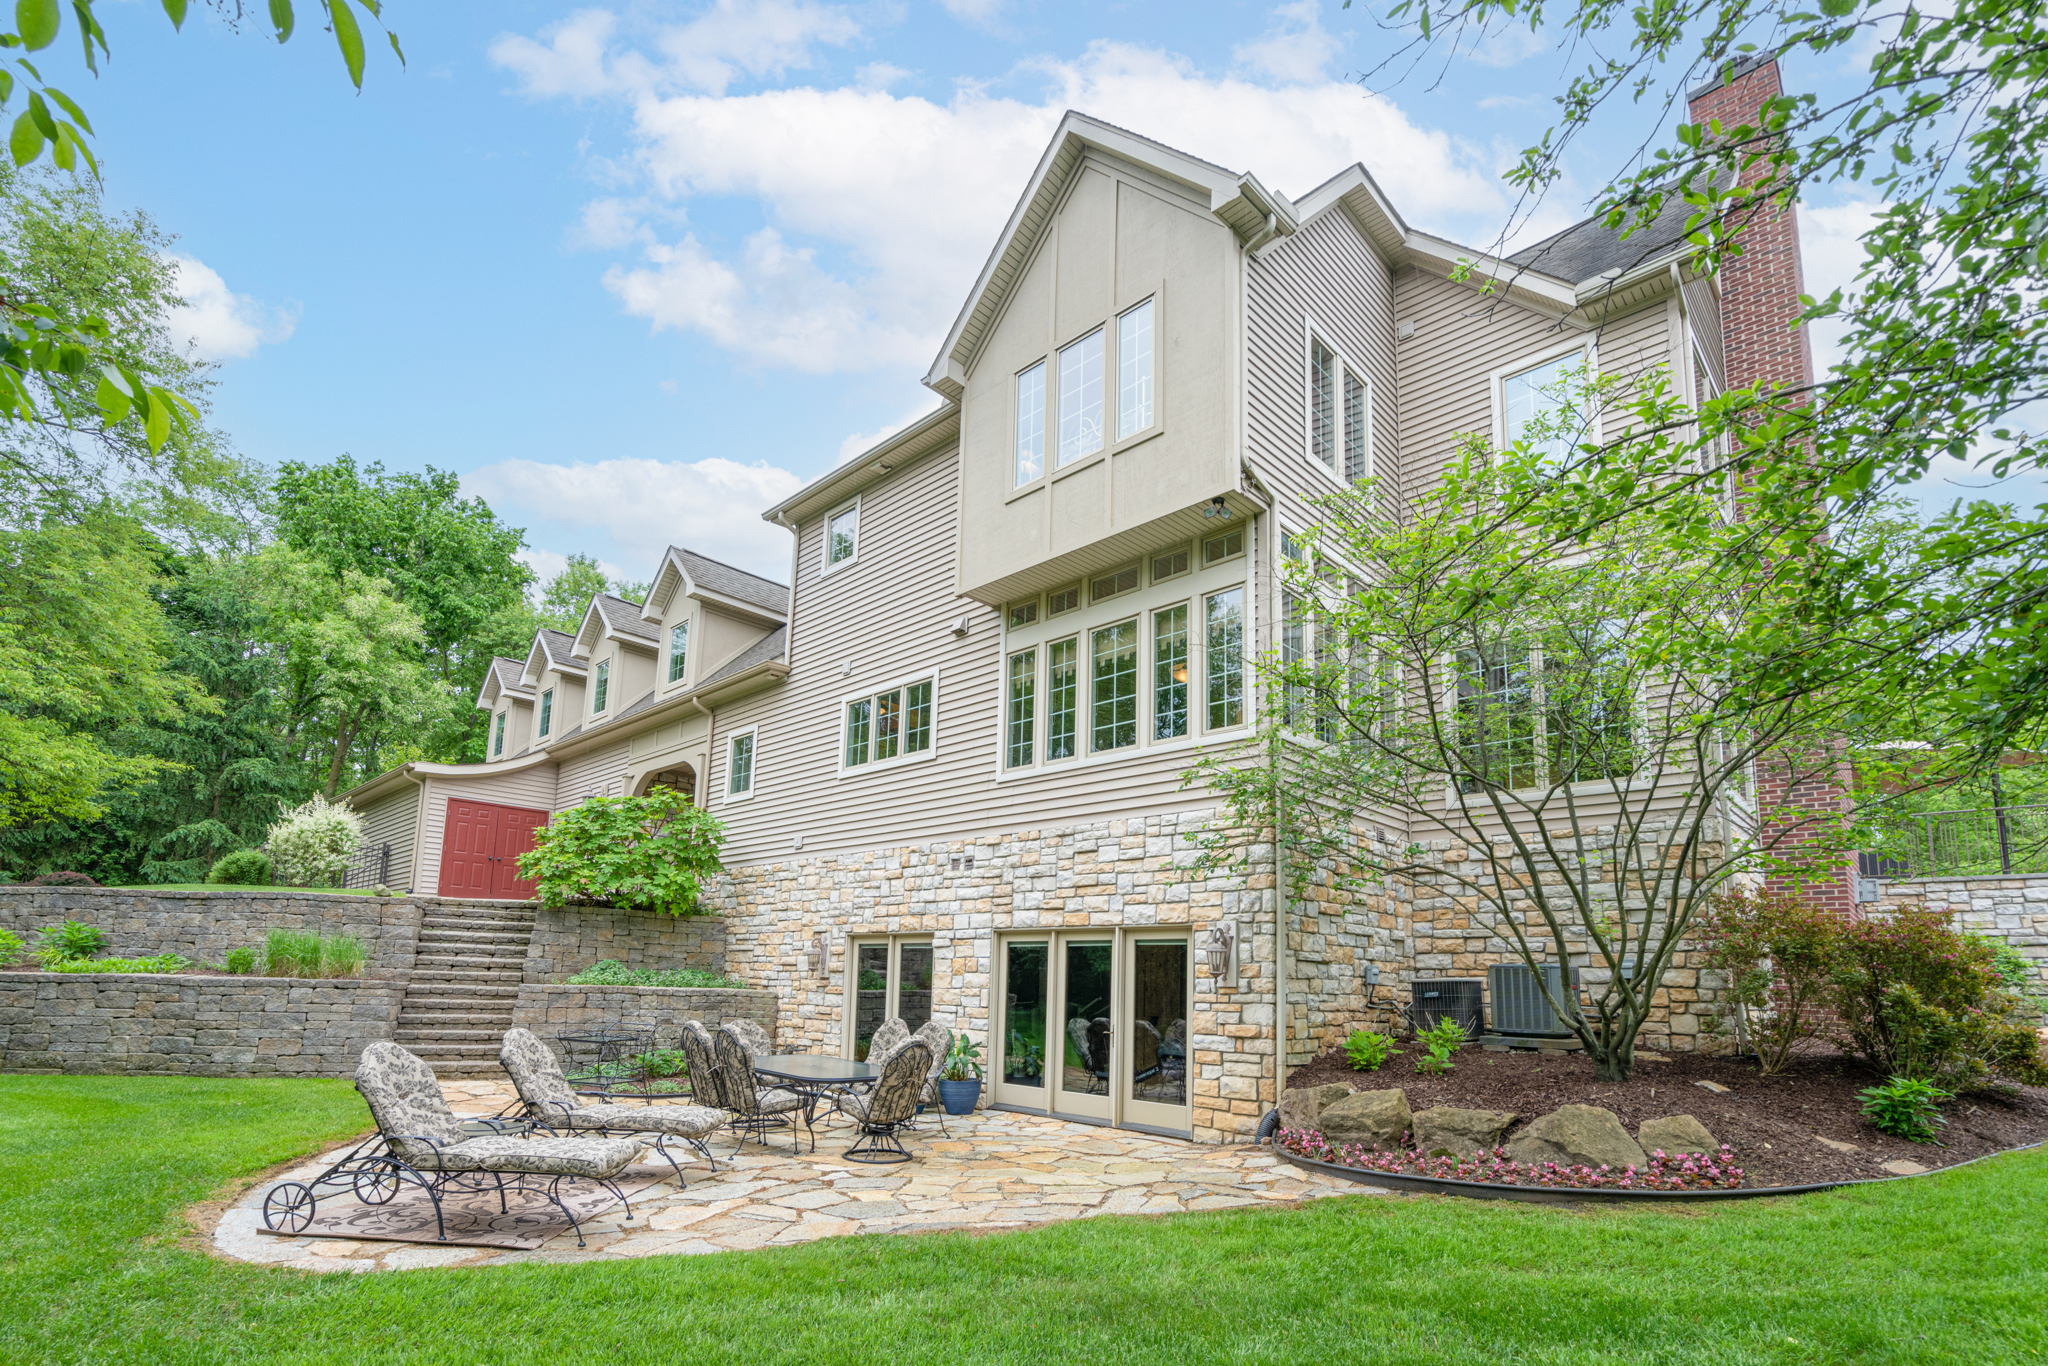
[752, 1054, 881, 1084]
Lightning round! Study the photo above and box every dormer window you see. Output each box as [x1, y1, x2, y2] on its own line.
[538, 688, 554, 738]
[591, 660, 609, 714]
[492, 711, 506, 757]
[825, 500, 860, 570]
[668, 620, 690, 684]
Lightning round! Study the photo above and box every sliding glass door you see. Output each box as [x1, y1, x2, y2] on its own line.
[992, 928, 1190, 1133]
[847, 936, 933, 1060]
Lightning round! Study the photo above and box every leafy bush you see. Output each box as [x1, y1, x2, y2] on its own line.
[1698, 889, 1845, 1074]
[206, 850, 272, 886]
[1975, 935, 2046, 1019]
[1832, 910, 2046, 1090]
[1859, 1075, 1951, 1143]
[943, 1032, 985, 1082]
[27, 870, 98, 887]
[564, 959, 745, 990]
[1413, 1016, 1468, 1075]
[518, 790, 725, 915]
[1343, 1029, 1395, 1071]
[222, 946, 257, 975]
[0, 928, 25, 967]
[45, 953, 191, 975]
[264, 795, 363, 888]
[635, 1049, 689, 1078]
[36, 920, 107, 965]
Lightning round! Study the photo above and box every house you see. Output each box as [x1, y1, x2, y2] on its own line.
[344, 56, 1813, 1142]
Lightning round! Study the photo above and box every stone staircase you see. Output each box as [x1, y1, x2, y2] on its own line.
[393, 901, 537, 1076]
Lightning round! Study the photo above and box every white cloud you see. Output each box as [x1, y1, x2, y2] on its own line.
[515, 546, 636, 589]
[164, 255, 297, 362]
[836, 400, 944, 463]
[490, 1, 866, 99]
[1232, 0, 1340, 85]
[1799, 197, 1882, 374]
[1462, 20, 1548, 69]
[937, 0, 1005, 31]
[465, 455, 803, 582]
[522, 38, 1505, 374]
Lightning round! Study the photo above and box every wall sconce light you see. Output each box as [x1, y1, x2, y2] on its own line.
[801, 932, 830, 977]
[1197, 922, 1238, 982]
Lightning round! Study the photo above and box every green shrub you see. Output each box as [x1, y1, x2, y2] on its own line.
[518, 790, 725, 915]
[222, 946, 257, 975]
[206, 850, 272, 886]
[1833, 911, 2047, 1091]
[565, 958, 745, 989]
[265, 795, 362, 887]
[0, 928, 25, 968]
[36, 920, 106, 965]
[263, 929, 324, 977]
[45, 953, 191, 975]
[635, 1049, 689, 1079]
[1698, 889, 1845, 1075]
[1343, 1029, 1394, 1071]
[1859, 1075, 1950, 1143]
[1413, 1016, 1468, 1075]
[322, 935, 366, 978]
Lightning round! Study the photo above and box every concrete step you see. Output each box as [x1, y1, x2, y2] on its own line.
[396, 1027, 511, 1043]
[403, 1040, 506, 1058]
[396, 1015, 511, 1032]
[414, 950, 527, 968]
[401, 996, 521, 1013]
[407, 964, 523, 979]
[415, 931, 531, 949]
[419, 916, 535, 933]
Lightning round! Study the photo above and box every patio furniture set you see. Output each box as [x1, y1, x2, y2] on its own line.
[259, 1015, 958, 1248]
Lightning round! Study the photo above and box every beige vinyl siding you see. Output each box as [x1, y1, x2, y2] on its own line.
[413, 764, 559, 896]
[1244, 204, 1401, 527]
[1680, 271, 1726, 393]
[555, 739, 633, 811]
[708, 441, 1241, 867]
[698, 606, 774, 679]
[354, 783, 420, 893]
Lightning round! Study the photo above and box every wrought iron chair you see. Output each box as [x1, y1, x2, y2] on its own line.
[867, 1016, 910, 1061]
[722, 1017, 773, 1063]
[833, 1040, 933, 1164]
[711, 1026, 812, 1154]
[498, 1028, 726, 1185]
[260, 1041, 646, 1248]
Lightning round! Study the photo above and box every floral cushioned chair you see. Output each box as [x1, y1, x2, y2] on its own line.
[498, 1028, 727, 1185]
[258, 1041, 648, 1247]
[833, 1040, 934, 1164]
[712, 1024, 812, 1153]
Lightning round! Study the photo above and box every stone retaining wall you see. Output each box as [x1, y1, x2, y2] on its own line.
[1872, 874, 2048, 987]
[518, 904, 728, 984]
[0, 972, 403, 1077]
[0, 886, 421, 979]
[510, 984, 777, 1041]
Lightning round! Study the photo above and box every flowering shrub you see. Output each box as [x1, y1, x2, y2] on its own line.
[1698, 889, 1844, 1075]
[1276, 1128, 1747, 1191]
[264, 795, 363, 888]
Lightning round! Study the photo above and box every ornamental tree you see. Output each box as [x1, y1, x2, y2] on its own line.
[518, 790, 726, 916]
[1191, 378, 1949, 1082]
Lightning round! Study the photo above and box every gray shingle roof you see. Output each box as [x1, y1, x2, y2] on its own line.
[700, 626, 789, 687]
[489, 657, 526, 693]
[671, 547, 788, 616]
[595, 593, 656, 641]
[1507, 176, 1729, 284]
[537, 629, 584, 668]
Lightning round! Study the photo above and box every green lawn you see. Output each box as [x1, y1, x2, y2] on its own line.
[105, 884, 385, 895]
[2, 1076, 2043, 1366]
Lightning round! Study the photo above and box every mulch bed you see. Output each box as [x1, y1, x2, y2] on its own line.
[1286, 1043, 2048, 1187]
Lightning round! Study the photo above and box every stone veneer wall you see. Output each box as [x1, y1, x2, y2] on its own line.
[0, 973, 403, 1076]
[511, 984, 777, 1039]
[520, 904, 729, 983]
[0, 886, 422, 979]
[1872, 875, 2048, 987]
[704, 810, 1278, 1144]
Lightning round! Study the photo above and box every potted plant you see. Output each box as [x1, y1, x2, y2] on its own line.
[936, 1031, 984, 1115]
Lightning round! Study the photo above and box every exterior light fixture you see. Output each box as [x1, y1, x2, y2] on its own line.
[802, 933, 831, 977]
[1203, 495, 1232, 520]
[1197, 922, 1238, 981]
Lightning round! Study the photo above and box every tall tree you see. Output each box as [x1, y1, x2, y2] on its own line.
[535, 552, 645, 631]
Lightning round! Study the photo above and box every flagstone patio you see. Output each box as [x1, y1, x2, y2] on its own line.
[211, 1080, 1377, 1272]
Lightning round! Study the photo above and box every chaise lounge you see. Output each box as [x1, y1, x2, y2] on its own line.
[498, 1028, 727, 1185]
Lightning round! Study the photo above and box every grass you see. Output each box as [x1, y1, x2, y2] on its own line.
[2, 1075, 2044, 1365]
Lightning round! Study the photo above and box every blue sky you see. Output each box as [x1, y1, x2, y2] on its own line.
[51, 1, 2011, 583]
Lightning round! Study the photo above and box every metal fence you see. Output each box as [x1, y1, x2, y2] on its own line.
[339, 841, 394, 892]
[1860, 804, 2048, 880]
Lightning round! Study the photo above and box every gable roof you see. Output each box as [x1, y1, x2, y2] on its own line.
[699, 625, 789, 687]
[923, 111, 1297, 400]
[644, 546, 789, 620]
[520, 628, 587, 687]
[1506, 174, 1734, 287]
[594, 593, 656, 641]
[474, 655, 532, 709]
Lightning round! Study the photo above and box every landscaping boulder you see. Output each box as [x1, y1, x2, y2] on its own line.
[1317, 1088, 1411, 1151]
[1412, 1106, 1517, 1156]
[1277, 1082, 1352, 1135]
[1637, 1114, 1718, 1155]
[1505, 1105, 1648, 1170]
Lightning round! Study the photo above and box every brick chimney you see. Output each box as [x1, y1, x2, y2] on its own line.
[1689, 54, 1857, 913]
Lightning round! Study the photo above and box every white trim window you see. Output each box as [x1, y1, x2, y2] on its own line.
[668, 620, 690, 684]
[591, 659, 610, 715]
[1309, 336, 1338, 473]
[538, 687, 555, 738]
[1307, 329, 1372, 485]
[1045, 637, 1079, 760]
[726, 726, 758, 799]
[1500, 347, 1592, 468]
[1116, 298, 1155, 439]
[1088, 620, 1139, 753]
[1015, 360, 1047, 486]
[1005, 647, 1036, 769]
[824, 500, 861, 570]
[1453, 631, 1634, 793]
[1203, 586, 1245, 730]
[491, 710, 506, 758]
[1343, 369, 1370, 482]
[1056, 327, 1105, 467]
[842, 672, 938, 772]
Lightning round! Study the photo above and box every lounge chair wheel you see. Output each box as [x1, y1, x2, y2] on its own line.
[352, 1162, 401, 1205]
[263, 1181, 317, 1233]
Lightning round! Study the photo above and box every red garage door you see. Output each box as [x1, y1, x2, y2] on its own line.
[438, 798, 550, 900]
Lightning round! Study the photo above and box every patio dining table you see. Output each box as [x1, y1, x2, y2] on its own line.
[751, 1054, 880, 1134]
